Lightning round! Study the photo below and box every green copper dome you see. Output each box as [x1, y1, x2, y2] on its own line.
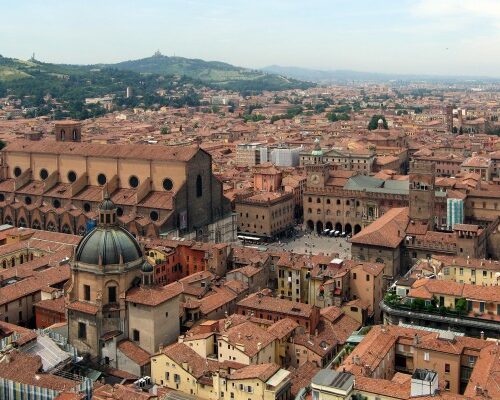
[75, 226, 142, 266]
[74, 193, 142, 266]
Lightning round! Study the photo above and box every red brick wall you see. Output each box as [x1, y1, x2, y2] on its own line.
[35, 307, 65, 329]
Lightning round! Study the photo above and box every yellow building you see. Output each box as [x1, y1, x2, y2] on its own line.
[433, 255, 500, 286]
[214, 363, 291, 400]
[151, 342, 291, 400]
[407, 278, 500, 319]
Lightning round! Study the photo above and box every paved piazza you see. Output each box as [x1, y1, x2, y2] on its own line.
[240, 230, 352, 259]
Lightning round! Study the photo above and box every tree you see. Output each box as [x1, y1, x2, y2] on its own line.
[368, 114, 388, 130]
[411, 298, 426, 310]
[327, 112, 350, 122]
[455, 298, 467, 312]
[160, 127, 170, 134]
[384, 293, 398, 304]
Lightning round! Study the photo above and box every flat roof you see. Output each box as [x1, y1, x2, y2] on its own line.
[266, 369, 290, 387]
[312, 369, 354, 391]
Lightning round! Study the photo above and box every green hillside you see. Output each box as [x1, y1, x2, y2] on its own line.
[0, 53, 313, 119]
[107, 53, 313, 91]
[0, 55, 204, 119]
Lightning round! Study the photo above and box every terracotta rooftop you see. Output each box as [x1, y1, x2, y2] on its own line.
[228, 363, 281, 382]
[267, 318, 299, 339]
[160, 342, 220, 379]
[289, 362, 321, 397]
[237, 291, 315, 318]
[350, 207, 408, 248]
[117, 340, 151, 367]
[3, 139, 200, 162]
[126, 281, 183, 306]
[0, 351, 81, 392]
[34, 296, 66, 314]
[223, 321, 276, 357]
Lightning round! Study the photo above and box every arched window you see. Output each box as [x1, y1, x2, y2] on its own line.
[47, 221, 56, 232]
[196, 174, 202, 198]
[60, 130, 65, 141]
[72, 129, 78, 141]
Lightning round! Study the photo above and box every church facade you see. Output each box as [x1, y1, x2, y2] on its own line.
[66, 195, 182, 376]
[0, 125, 235, 242]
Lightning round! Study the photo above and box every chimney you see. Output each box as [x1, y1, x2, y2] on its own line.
[413, 333, 419, 345]
[353, 355, 360, 366]
[257, 342, 262, 351]
[480, 331, 485, 340]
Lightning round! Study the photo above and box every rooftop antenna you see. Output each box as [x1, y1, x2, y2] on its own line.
[30, 52, 36, 61]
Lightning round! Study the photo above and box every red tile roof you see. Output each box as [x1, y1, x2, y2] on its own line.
[351, 207, 408, 248]
[117, 340, 151, 367]
[126, 282, 183, 306]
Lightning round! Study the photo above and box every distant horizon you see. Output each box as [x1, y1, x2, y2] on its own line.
[2, 0, 500, 77]
[4, 52, 500, 81]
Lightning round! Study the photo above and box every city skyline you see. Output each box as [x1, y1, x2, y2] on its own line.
[2, 0, 500, 77]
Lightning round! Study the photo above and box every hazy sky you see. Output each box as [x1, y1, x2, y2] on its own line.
[2, 0, 500, 76]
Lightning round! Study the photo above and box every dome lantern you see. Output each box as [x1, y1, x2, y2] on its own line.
[98, 189, 117, 227]
[141, 260, 154, 286]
